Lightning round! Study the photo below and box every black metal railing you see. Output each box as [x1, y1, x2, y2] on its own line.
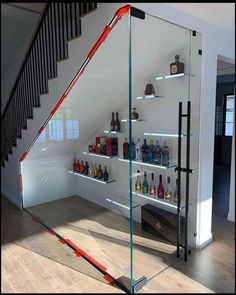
[1, 3, 97, 166]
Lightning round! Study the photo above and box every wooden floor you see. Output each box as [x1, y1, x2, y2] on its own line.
[1, 195, 235, 293]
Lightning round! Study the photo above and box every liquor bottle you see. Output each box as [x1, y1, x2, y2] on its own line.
[103, 166, 109, 181]
[80, 160, 85, 173]
[165, 176, 172, 201]
[161, 141, 169, 166]
[97, 164, 103, 179]
[142, 171, 149, 194]
[157, 175, 164, 199]
[131, 107, 139, 120]
[173, 179, 179, 203]
[150, 173, 156, 196]
[170, 54, 184, 75]
[130, 138, 136, 160]
[149, 139, 155, 163]
[123, 137, 129, 159]
[93, 164, 98, 178]
[154, 140, 161, 165]
[76, 160, 80, 173]
[88, 166, 93, 177]
[84, 162, 89, 175]
[142, 139, 149, 163]
[144, 81, 155, 96]
[135, 170, 142, 193]
[136, 138, 142, 161]
[73, 159, 77, 172]
[110, 112, 115, 131]
[114, 112, 121, 132]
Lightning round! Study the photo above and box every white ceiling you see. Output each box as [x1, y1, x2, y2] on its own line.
[165, 3, 235, 31]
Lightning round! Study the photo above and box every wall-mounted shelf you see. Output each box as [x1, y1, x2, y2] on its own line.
[106, 194, 140, 210]
[82, 152, 119, 159]
[155, 73, 195, 80]
[144, 132, 186, 138]
[121, 119, 146, 122]
[68, 170, 116, 184]
[118, 158, 176, 170]
[136, 95, 164, 100]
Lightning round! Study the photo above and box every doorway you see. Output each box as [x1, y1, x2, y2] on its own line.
[213, 57, 235, 221]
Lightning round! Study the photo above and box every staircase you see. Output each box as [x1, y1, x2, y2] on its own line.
[1, 3, 97, 167]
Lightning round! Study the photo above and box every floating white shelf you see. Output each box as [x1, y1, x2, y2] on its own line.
[155, 73, 195, 80]
[136, 95, 164, 100]
[104, 130, 125, 134]
[144, 132, 185, 138]
[82, 152, 119, 159]
[106, 195, 140, 210]
[121, 119, 146, 122]
[118, 158, 176, 169]
[68, 170, 115, 184]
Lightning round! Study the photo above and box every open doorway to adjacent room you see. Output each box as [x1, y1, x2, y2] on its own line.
[213, 56, 235, 224]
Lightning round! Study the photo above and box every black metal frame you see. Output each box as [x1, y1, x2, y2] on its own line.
[176, 101, 192, 261]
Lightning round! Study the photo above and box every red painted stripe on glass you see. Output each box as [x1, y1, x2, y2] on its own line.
[19, 151, 28, 162]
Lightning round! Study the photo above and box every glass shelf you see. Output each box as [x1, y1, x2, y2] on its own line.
[144, 132, 186, 138]
[106, 191, 141, 210]
[104, 130, 125, 134]
[132, 191, 190, 210]
[118, 158, 176, 170]
[121, 119, 146, 122]
[136, 95, 164, 100]
[68, 170, 116, 184]
[155, 73, 195, 80]
[82, 152, 119, 159]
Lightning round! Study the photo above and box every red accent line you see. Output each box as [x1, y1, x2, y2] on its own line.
[20, 151, 28, 162]
[74, 251, 81, 257]
[115, 5, 131, 19]
[19, 174, 23, 192]
[47, 229, 56, 236]
[32, 216, 43, 223]
[66, 239, 107, 271]
[103, 274, 115, 285]
[38, 126, 45, 134]
[50, 94, 67, 116]
[58, 238, 66, 244]
[65, 68, 85, 97]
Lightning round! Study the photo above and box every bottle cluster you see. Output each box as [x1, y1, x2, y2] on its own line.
[135, 171, 179, 202]
[73, 159, 109, 181]
[110, 112, 121, 132]
[123, 138, 170, 166]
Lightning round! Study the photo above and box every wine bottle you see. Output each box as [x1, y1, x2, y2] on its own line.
[135, 170, 142, 193]
[154, 140, 161, 165]
[110, 112, 115, 131]
[161, 141, 169, 166]
[157, 175, 164, 199]
[84, 162, 89, 175]
[135, 138, 142, 161]
[170, 54, 184, 75]
[97, 164, 103, 179]
[114, 112, 121, 132]
[123, 137, 129, 159]
[173, 179, 179, 203]
[93, 164, 98, 178]
[76, 160, 80, 173]
[103, 166, 109, 181]
[73, 159, 77, 172]
[165, 176, 172, 201]
[80, 160, 84, 173]
[149, 139, 155, 163]
[130, 138, 136, 160]
[142, 139, 149, 163]
[149, 173, 156, 196]
[142, 171, 149, 194]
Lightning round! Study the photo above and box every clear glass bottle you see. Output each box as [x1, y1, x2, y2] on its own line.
[142, 171, 149, 194]
[149, 173, 156, 196]
[135, 170, 142, 193]
[149, 139, 155, 163]
[142, 139, 149, 163]
[173, 179, 179, 203]
[88, 166, 92, 177]
[161, 141, 169, 166]
[136, 138, 142, 161]
[123, 137, 129, 159]
[157, 174, 164, 199]
[165, 176, 172, 201]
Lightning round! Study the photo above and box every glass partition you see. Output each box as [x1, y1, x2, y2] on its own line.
[20, 5, 201, 293]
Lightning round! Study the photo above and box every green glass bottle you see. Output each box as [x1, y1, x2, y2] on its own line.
[142, 171, 149, 194]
